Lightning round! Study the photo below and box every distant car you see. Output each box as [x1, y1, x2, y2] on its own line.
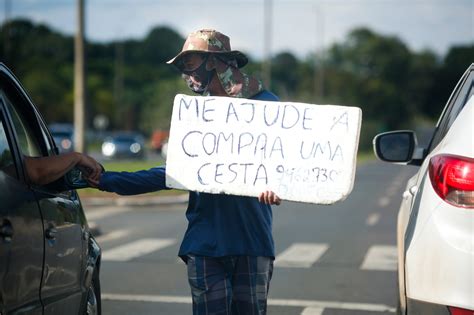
[373, 63, 473, 314]
[150, 129, 169, 153]
[101, 131, 146, 159]
[0, 63, 101, 314]
[49, 123, 74, 153]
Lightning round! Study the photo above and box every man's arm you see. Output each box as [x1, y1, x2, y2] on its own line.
[93, 165, 279, 201]
[24, 152, 102, 186]
[95, 166, 169, 196]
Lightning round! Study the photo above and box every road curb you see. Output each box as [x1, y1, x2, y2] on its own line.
[81, 193, 189, 208]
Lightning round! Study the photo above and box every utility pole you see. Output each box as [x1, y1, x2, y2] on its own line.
[74, 0, 86, 152]
[263, 0, 272, 88]
[114, 40, 124, 126]
[3, 0, 11, 63]
[314, 4, 325, 102]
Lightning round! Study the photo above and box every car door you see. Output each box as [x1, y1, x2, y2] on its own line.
[0, 79, 44, 314]
[401, 66, 474, 247]
[0, 68, 87, 314]
[33, 137, 88, 315]
[34, 173, 87, 315]
[403, 67, 474, 245]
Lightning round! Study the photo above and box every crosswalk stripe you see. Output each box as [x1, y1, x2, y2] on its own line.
[100, 237, 398, 271]
[301, 307, 324, 315]
[365, 212, 381, 226]
[95, 229, 130, 244]
[102, 238, 176, 261]
[377, 196, 391, 207]
[86, 206, 132, 221]
[275, 243, 329, 268]
[102, 293, 396, 312]
[361, 245, 397, 271]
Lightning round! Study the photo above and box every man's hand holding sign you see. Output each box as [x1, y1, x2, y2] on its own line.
[166, 94, 362, 204]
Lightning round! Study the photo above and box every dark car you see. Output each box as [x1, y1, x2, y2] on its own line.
[101, 131, 145, 160]
[49, 123, 75, 153]
[0, 63, 101, 315]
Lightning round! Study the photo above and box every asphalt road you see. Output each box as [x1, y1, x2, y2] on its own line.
[84, 160, 418, 315]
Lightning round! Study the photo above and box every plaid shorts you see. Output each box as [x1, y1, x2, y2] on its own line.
[186, 255, 274, 315]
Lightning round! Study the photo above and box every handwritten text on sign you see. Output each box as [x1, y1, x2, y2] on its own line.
[166, 94, 362, 204]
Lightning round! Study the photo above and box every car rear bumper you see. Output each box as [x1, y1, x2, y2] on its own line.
[405, 181, 474, 310]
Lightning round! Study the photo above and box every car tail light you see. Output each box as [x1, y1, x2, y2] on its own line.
[429, 154, 474, 208]
[449, 306, 474, 315]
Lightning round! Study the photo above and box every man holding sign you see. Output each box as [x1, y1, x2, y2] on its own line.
[94, 29, 281, 315]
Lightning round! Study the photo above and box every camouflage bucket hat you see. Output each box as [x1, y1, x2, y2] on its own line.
[167, 29, 248, 68]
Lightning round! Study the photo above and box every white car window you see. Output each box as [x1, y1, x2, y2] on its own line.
[428, 70, 474, 152]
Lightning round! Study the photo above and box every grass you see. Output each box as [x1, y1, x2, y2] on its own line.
[101, 160, 165, 172]
[77, 158, 182, 198]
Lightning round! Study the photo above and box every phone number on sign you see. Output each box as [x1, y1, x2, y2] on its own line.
[275, 165, 339, 184]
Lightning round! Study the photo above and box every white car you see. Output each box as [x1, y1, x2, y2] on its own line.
[373, 63, 473, 315]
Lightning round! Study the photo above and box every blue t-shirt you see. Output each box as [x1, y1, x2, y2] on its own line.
[99, 90, 279, 260]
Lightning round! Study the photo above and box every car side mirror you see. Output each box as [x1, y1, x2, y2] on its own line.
[373, 130, 425, 165]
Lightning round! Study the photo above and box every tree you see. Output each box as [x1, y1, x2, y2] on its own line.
[271, 51, 299, 99]
[326, 28, 414, 129]
[1, 18, 473, 150]
[425, 45, 474, 118]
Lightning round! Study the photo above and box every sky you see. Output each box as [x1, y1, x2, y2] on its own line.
[1, 0, 473, 60]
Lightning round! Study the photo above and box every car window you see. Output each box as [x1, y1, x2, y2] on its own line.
[428, 70, 474, 152]
[0, 90, 42, 157]
[39, 121, 55, 155]
[0, 115, 17, 179]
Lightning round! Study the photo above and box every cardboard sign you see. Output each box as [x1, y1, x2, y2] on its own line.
[166, 94, 362, 204]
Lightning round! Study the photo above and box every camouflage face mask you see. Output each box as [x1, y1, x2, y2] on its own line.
[182, 54, 214, 95]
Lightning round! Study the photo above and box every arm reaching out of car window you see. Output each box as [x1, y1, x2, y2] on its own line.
[24, 152, 102, 186]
